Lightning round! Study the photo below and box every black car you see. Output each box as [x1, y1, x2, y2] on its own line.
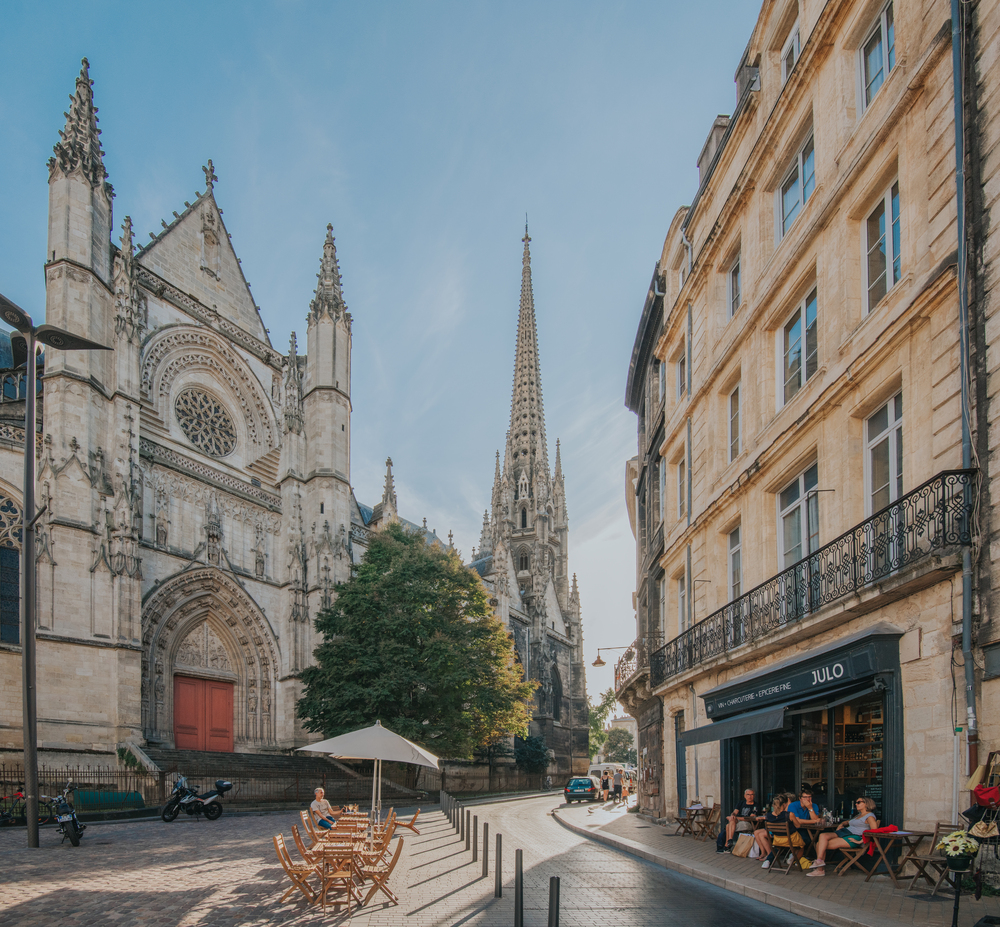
[564, 776, 601, 803]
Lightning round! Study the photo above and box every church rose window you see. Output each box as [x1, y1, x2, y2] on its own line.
[174, 388, 238, 457]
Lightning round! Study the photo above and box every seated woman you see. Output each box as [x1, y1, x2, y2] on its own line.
[753, 793, 806, 870]
[310, 787, 340, 830]
[805, 796, 878, 877]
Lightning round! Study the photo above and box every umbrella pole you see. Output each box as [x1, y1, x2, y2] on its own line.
[370, 758, 378, 826]
[377, 757, 382, 824]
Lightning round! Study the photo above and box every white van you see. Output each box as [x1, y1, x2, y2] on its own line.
[588, 764, 635, 782]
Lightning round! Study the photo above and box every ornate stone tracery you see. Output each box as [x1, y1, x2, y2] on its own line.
[0, 493, 23, 550]
[175, 387, 238, 458]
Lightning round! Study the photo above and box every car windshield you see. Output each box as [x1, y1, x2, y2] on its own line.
[567, 779, 593, 787]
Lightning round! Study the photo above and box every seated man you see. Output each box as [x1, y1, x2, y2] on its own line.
[310, 786, 338, 830]
[787, 787, 820, 830]
[717, 788, 759, 852]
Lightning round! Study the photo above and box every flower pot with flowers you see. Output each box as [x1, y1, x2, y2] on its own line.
[937, 830, 981, 871]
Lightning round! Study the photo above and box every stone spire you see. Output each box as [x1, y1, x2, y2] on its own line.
[478, 509, 492, 556]
[49, 58, 109, 191]
[554, 439, 563, 480]
[382, 457, 397, 513]
[309, 224, 347, 322]
[283, 333, 304, 434]
[202, 159, 218, 193]
[506, 223, 549, 480]
[113, 217, 142, 343]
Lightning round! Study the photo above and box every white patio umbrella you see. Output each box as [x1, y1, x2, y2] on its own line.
[298, 720, 440, 823]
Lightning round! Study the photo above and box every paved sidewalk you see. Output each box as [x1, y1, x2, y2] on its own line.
[554, 800, 1000, 927]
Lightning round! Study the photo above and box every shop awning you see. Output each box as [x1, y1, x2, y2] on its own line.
[680, 705, 786, 747]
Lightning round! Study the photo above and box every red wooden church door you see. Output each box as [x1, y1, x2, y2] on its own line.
[173, 676, 234, 752]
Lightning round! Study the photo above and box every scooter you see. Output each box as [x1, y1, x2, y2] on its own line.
[54, 782, 85, 846]
[161, 775, 232, 822]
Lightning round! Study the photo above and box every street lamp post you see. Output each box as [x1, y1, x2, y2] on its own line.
[0, 293, 110, 849]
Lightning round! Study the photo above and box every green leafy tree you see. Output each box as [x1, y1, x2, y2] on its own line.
[514, 735, 550, 774]
[297, 522, 537, 758]
[588, 687, 618, 759]
[604, 727, 637, 765]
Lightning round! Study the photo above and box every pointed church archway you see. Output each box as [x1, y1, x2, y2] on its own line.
[141, 567, 278, 751]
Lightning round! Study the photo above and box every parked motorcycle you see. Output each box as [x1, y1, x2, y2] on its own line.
[53, 782, 85, 846]
[161, 775, 232, 822]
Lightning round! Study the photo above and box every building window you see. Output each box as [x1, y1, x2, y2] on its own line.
[519, 552, 529, 572]
[658, 359, 666, 404]
[782, 23, 801, 83]
[521, 508, 528, 529]
[676, 351, 687, 399]
[729, 526, 742, 600]
[862, 3, 895, 108]
[779, 463, 819, 568]
[658, 458, 666, 525]
[728, 253, 742, 318]
[729, 384, 741, 463]
[678, 573, 688, 633]
[779, 134, 815, 238]
[781, 289, 818, 405]
[677, 458, 686, 519]
[0, 546, 19, 645]
[866, 181, 901, 311]
[867, 393, 903, 514]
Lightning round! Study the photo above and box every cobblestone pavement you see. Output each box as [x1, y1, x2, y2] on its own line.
[0, 795, 826, 926]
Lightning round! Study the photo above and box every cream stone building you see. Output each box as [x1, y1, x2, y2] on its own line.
[618, 0, 984, 829]
[0, 60, 445, 762]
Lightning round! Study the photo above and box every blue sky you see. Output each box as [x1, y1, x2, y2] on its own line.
[1, 1, 762, 701]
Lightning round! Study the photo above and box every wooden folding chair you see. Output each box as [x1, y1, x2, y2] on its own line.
[834, 819, 880, 877]
[291, 823, 320, 862]
[764, 821, 798, 874]
[695, 804, 721, 841]
[397, 808, 421, 834]
[907, 822, 961, 894]
[318, 851, 362, 913]
[672, 810, 696, 836]
[360, 836, 404, 905]
[273, 834, 319, 905]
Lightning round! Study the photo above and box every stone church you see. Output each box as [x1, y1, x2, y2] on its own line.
[0, 59, 444, 761]
[469, 229, 589, 777]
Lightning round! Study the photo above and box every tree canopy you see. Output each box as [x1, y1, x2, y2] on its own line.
[604, 727, 637, 765]
[297, 522, 536, 759]
[588, 687, 618, 759]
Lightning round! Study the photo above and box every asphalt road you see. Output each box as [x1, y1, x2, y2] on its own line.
[0, 795, 828, 926]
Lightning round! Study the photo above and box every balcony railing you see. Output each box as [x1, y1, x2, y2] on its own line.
[650, 469, 975, 689]
[615, 634, 664, 692]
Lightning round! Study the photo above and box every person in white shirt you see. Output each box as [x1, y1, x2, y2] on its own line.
[310, 787, 338, 830]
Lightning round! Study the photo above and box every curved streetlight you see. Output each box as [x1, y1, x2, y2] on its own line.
[0, 293, 110, 850]
[592, 647, 628, 668]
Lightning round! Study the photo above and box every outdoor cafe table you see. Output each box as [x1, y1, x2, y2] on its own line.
[677, 806, 707, 836]
[857, 830, 934, 888]
[795, 819, 839, 855]
[315, 840, 364, 910]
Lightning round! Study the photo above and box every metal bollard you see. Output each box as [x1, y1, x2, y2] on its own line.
[495, 833, 502, 897]
[548, 876, 560, 927]
[514, 849, 523, 927]
[459, 804, 464, 838]
[472, 814, 478, 860]
[483, 822, 489, 877]
[466, 810, 472, 851]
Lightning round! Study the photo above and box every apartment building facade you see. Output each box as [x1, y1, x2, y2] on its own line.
[619, 0, 984, 830]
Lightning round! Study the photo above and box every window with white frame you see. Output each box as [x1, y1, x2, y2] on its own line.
[866, 181, 901, 310]
[677, 572, 688, 633]
[729, 525, 742, 600]
[658, 456, 666, 524]
[782, 23, 801, 83]
[677, 457, 686, 519]
[729, 383, 741, 463]
[779, 134, 815, 238]
[676, 350, 687, 399]
[867, 393, 902, 513]
[728, 252, 742, 318]
[861, 2, 895, 108]
[658, 576, 667, 635]
[780, 289, 818, 405]
[779, 463, 819, 568]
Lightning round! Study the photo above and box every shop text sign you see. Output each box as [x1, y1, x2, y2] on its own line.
[705, 655, 858, 718]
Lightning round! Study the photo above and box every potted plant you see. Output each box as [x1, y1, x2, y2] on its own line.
[937, 830, 980, 871]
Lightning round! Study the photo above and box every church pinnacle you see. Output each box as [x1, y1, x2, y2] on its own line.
[309, 224, 347, 322]
[382, 457, 397, 513]
[49, 57, 109, 191]
[507, 223, 549, 479]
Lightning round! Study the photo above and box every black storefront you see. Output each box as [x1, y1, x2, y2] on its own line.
[680, 623, 904, 827]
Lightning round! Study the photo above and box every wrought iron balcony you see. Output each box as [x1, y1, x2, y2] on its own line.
[615, 634, 664, 692]
[650, 469, 976, 689]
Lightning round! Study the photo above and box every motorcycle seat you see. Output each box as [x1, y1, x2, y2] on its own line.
[196, 790, 217, 800]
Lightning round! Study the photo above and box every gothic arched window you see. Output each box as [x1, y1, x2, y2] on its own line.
[0, 494, 22, 645]
[519, 552, 530, 572]
[521, 508, 528, 529]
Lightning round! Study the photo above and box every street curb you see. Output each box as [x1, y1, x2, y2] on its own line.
[449, 791, 556, 808]
[551, 808, 908, 927]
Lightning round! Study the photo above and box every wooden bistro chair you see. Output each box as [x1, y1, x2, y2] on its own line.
[273, 834, 319, 905]
[397, 808, 422, 835]
[907, 822, 962, 895]
[291, 823, 320, 863]
[695, 804, 722, 841]
[318, 850, 362, 913]
[834, 819, 880, 877]
[672, 808, 697, 836]
[764, 821, 798, 875]
[359, 836, 405, 906]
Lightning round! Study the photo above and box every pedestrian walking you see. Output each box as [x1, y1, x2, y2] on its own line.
[613, 768, 623, 803]
[601, 771, 610, 802]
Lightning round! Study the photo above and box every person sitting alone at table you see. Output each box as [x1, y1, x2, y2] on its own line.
[805, 796, 878, 877]
[310, 787, 338, 830]
[717, 787, 759, 852]
[754, 793, 806, 869]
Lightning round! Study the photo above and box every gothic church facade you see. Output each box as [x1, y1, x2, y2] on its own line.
[0, 60, 436, 760]
[469, 230, 589, 777]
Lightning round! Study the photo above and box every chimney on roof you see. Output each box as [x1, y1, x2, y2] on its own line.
[697, 115, 731, 187]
